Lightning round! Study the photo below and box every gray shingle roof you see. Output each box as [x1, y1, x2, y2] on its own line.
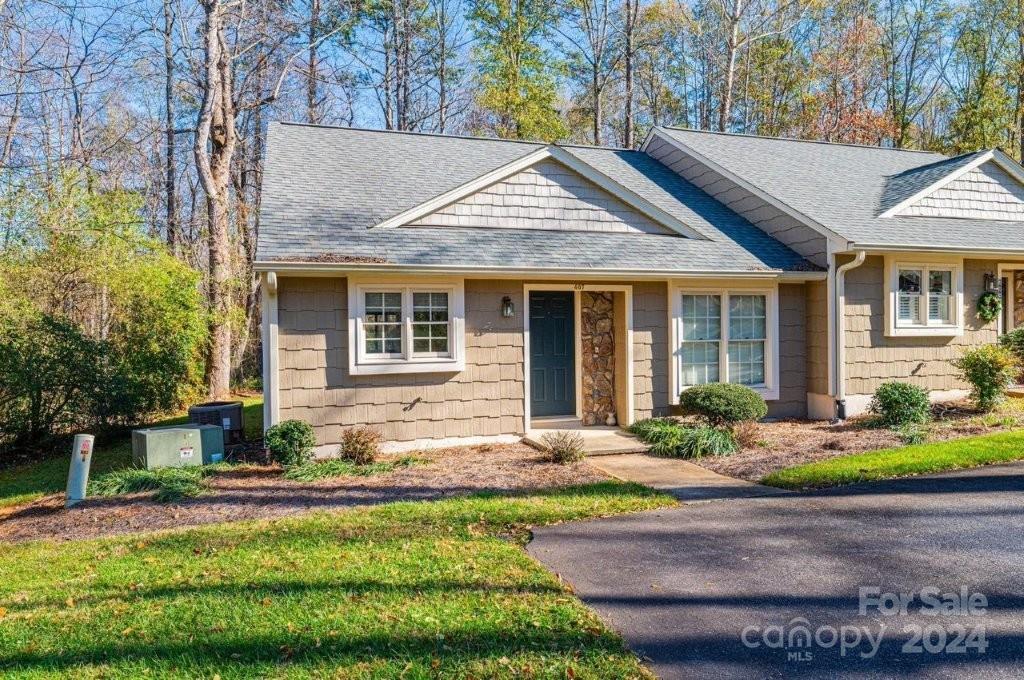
[658, 127, 1024, 252]
[257, 122, 816, 273]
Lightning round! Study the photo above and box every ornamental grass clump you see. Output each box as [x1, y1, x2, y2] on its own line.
[540, 431, 586, 464]
[627, 418, 737, 459]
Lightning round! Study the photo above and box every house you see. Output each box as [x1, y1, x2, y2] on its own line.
[256, 122, 1024, 452]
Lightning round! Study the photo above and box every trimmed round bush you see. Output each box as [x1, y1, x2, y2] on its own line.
[678, 383, 767, 427]
[264, 419, 317, 466]
[868, 381, 930, 427]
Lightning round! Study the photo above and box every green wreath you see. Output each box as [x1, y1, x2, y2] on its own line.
[977, 291, 1002, 323]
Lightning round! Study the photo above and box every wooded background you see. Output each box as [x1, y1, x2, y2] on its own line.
[2, 0, 1023, 412]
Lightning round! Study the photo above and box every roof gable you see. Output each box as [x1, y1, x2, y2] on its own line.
[885, 153, 1024, 222]
[405, 157, 675, 235]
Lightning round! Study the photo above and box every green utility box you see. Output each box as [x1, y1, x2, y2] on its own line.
[131, 424, 224, 469]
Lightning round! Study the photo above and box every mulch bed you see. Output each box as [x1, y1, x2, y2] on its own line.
[696, 401, 1012, 482]
[0, 444, 607, 545]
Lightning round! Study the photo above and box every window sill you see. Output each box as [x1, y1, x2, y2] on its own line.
[886, 325, 963, 338]
[349, 358, 465, 376]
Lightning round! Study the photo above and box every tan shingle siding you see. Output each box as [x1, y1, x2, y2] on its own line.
[901, 162, 1024, 221]
[843, 257, 1000, 394]
[805, 280, 829, 395]
[646, 136, 829, 268]
[408, 159, 673, 234]
[633, 281, 670, 418]
[774, 283, 808, 418]
[277, 277, 525, 446]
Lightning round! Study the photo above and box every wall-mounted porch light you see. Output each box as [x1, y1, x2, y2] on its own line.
[501, 296, 515, 318]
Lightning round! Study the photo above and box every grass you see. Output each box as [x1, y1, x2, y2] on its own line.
[0, 482, 673, 679]
[0, 396, 262, 509]
[762, 429, 1024, 490]
[87, 465, 235, 503]
[282, 456, 423, 482]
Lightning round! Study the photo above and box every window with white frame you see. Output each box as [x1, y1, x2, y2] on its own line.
[349, 279, 465, 374]
[674, 289, 777, 398]
[889, 261, 960, 334]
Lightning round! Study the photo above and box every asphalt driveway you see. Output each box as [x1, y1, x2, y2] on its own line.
[527, 462, 1024, 679]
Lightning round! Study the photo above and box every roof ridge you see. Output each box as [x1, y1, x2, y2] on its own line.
[661, 126, 943, 155]
[275, 121, 638, 152]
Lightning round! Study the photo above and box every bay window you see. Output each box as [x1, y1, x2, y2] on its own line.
[672, 287, 779, 401]
[348, 278, 465, 374]
[886, 258, 962, 336]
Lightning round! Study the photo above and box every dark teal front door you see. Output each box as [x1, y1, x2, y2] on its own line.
[530, 291, 576, 417]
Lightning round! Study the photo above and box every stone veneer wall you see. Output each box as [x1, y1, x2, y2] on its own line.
[580, 291, 617, 425]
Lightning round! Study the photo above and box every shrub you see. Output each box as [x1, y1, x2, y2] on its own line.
[954, 345, 1018, 412]
[999, 327, 1024, 379]
[540, 431, 585, 464]
[732, 421, 761, 449]
[868, 381, 931, 427]
[678, 383, 767, 427]
[265, 419, 317, 466]
[339, 426, 382, 465]
[896, 424, 929, 446]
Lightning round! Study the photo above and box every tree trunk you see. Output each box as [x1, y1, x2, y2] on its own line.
[194, 0, 236, 399]
[622, 0, 636, 148]
[719, 0, 741, 132]
[163, 0, 178, 252]
[592, 66, 601, 145]
[307, 0, 321, 123]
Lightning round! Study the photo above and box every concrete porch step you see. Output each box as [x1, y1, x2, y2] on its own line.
[523, 425, 649, 456]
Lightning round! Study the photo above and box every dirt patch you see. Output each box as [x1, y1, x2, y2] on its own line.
[695, 401, 1022, 482]
[0, 444, 607, 544]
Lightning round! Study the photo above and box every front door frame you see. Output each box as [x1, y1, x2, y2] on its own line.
[523, 283, 634, 429]
[997, 263, 1020, 334]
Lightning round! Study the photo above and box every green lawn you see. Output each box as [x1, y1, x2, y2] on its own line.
[0, 396, 263, 509]
[762, 429, 1024, 490]
[0, 482, 672, 679]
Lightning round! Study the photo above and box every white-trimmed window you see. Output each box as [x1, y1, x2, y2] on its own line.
[672, 287, 779, 401]
[886, 258, 963, 337]
[348, 278, 465, 375]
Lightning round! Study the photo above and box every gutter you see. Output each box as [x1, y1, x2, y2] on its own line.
[834, 250, 866, 419]
[253, 261, 828, 282]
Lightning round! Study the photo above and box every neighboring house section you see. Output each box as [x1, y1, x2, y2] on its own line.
[256, 122, 1024, 451]
[897, 161, 1024, 221]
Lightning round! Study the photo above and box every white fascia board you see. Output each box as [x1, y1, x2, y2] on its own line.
[546, 145, 709, 240]
[851, 243, 1024, 257]
[648, 128, 851, 247]
[371, 146, 552, 230]
[878, 150, 995, 219]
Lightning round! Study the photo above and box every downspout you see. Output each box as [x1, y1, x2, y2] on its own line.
[261, 271, 280, 431]
[834, 250, 866, 420]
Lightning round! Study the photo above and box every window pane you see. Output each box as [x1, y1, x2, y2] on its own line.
[729, 340, 766, 386]
[680, 295, 722, 386]
[899, 270, 922, 293]
[365, 290, 405, 355]
[929, 270, 951, 294]
[729, 295, 766, 341]
[898, 294, 921, 323]
[411, 291, 449, 355]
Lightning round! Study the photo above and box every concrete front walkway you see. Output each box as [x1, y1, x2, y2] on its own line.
[590, 454, 790, 502]
[523, 418, 649, 455]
